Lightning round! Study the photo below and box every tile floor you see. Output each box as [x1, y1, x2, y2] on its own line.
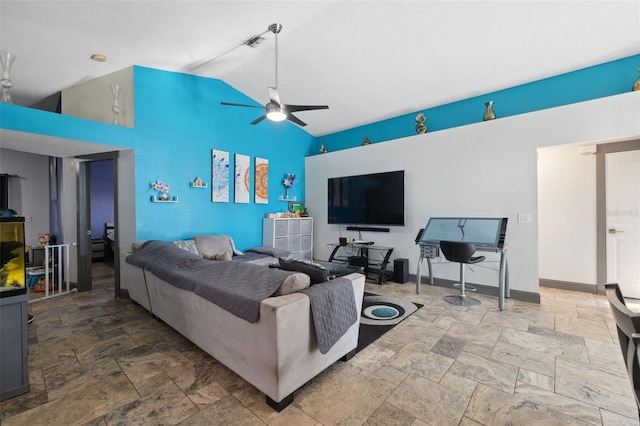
[1, 267, 639, 425]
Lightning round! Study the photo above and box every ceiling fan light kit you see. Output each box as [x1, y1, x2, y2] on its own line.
[220, 23, 328, 127]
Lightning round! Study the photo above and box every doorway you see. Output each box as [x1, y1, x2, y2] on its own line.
[77, 152, 120, 296]
[603, 148, 640, 298]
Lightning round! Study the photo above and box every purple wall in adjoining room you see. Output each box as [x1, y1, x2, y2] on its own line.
[90, 160, 114, 239]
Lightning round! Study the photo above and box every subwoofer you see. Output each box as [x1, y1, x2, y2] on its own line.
[393, 258, 409, 283]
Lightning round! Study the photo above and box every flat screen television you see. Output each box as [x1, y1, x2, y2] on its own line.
[328, 170, 405, 226]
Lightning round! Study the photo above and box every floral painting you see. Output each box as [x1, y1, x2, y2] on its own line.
[254, 157, 269, 204]
[211, 149, 230, 202]
[234, 154, 250, 204]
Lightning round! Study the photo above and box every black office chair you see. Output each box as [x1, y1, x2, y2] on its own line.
[440, 241, 484, 306]
[605, 283, 640, 417]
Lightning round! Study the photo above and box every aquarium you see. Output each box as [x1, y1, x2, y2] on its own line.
[0, 217, 26, 296]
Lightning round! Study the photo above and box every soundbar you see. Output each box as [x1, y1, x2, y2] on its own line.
[346, 226, 390, 233]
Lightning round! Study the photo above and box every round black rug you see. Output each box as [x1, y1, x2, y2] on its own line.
[357, 294, 421, 352]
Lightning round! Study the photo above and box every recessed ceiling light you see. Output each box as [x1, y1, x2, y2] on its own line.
[90, 53, 106, 62]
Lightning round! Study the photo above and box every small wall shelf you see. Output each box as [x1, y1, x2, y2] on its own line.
[151, 195, 179, 203]
[278, 195, 297, 201]
[190, 182, 208, 188]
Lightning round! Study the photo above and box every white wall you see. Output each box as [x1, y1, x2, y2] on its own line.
[538, 144, 597, 285]
[0, 148, 50, 247]
[306, 92, 640, 296]
[62, 66, 134, 128]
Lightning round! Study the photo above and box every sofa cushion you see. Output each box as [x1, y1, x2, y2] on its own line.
[195, 235, 242, 257]
[278, 258, 329, 284]
[172, 239, 199, 255]
[275, 272, 311, 295]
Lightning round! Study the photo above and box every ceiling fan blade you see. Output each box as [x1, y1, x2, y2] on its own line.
[221, 102, 265, 109]
[286, 113, 307, 127]
[285, 104, 329, 113]
[251, 115, 268, 125]
[268, 87, 281, 106]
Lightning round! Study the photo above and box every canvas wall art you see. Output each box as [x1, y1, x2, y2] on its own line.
[254, 157, 269, 204]
[234, 153, 250, 204]
[211, 149, 230, 202]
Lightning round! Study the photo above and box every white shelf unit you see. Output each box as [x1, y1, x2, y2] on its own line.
[263, 217, 313, 260]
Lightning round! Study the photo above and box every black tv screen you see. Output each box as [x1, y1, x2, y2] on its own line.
[328, 170, 405, 226]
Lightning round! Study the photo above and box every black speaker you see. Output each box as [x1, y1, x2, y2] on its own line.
[393, 258, 409, 284]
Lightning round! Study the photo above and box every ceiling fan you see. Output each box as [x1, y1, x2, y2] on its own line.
[220, 23, 328, 127]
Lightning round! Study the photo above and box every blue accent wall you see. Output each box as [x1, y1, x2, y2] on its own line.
[318, 54, 640, 151]
[1, 66, 316, 250]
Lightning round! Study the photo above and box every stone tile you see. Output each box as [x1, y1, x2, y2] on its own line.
[75, 333, 138, 365]
[1, 373, 138, 426]
[445, 322, 502, 349]
[584, 337, 628, 376]
[371, 364, 408, 386]
[179, 395, 265, 426]
[430, 335, 466, 359]
[490, 340, 555, 377]
[247, 397, 320, 426]
[600, 409, 640, 426]
[480, 310, 530, 331]
[374, 319, 441, 353]
[465, 384, 589, 425]
[367, 401, 416, 426]
[386, 373, 474, 426]
[555, 314, 613, 343]
[388, 342, 455, 382]
[104, 381, 198, 425]
[449, 352, 518, 394]
[500, 326, 588, 363]
[115, 340, 191, 385]
[295, 362, 396, 425]
[514, 381, 601, 424]
[516, 369, 554, 392]
[134, 372, 176, 397]
[187, 381, 228, 409]
[348, 342, 396, 372]
[43, 357, 124, 402]
[58, 306, 109, 326]
[555, 357, 638, 419]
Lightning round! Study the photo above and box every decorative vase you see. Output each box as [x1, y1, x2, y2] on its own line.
[633, 68, 640, 92]
[284, 187, 290, 199]
[159, 192, 170, 201]
[110, 83, 121, 125]
[483, 101, 496, 121]
[415, 113, 428, 134]
[0, 50, 16, 104]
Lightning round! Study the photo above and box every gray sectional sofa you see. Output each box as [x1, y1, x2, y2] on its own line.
[121, 236, 365, 411]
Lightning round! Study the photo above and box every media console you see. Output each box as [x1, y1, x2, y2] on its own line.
[327, 242, 394, 284]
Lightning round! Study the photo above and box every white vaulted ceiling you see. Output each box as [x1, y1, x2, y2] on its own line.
[1, 1, 639, 137]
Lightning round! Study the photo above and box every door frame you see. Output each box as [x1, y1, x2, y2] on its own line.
[596, 139, 640, 294]
[76, 151, 120, 296]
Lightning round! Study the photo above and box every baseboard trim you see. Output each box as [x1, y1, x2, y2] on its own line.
[539, 279, 597, 294]
[409, 274, 541, 304]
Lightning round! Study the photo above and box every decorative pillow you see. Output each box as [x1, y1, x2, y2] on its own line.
[275, 272, 311, 295]
[172, 239, 200, 255]
[194, 235, 235, 258]
[202, 252, 232, 261]
[278, 257, 329, 284]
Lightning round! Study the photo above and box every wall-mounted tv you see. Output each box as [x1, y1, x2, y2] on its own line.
[328, 170, 405, 226]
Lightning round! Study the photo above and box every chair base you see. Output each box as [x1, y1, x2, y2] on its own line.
[444, 295, 481, 306]
[453, 283, 476, 292]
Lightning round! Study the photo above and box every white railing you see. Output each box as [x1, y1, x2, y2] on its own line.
[27, 244, 71, 300]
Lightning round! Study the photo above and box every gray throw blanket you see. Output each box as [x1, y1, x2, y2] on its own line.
[126, 241, 293, 322]
[300, 278, 358, 354]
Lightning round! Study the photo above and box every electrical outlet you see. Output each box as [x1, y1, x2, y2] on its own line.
[25, 216, 32, 223]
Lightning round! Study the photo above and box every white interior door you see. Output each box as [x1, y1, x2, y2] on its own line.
[606, 150, 640, 298]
